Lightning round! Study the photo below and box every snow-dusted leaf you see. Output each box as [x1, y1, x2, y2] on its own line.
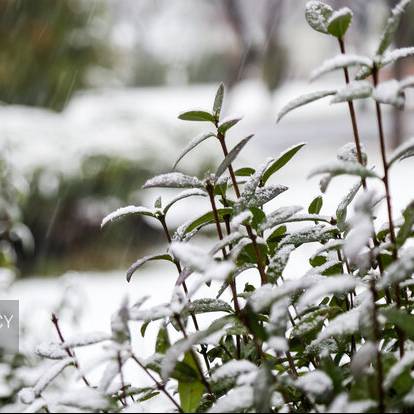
[187, 298, 233, 315]
[305, 1, 333, 34]
[181, 207, 233, 235]
[173, 132, 215, 169]
[33, 358, 75, 396]
[101, 206, 154, 228]
[163, 189, 207, 214]
[331, 81, 372, 104]
[310, 54, 372, 81]
[213, 82, 224, 118]
[215, 135, 253, 178]
[336, 181, 362, 229]
[239, 157, 274, 202]
[388, 136, 414, 166]
[381, 248, 414, 286]
[170, 242, 213, 273]
[212, 360, 257, 382]
[143, 173, 204, 189]
[381, 306, 414, 340]
[350, 341, 377, 378]
[262, 142, 306, 183]
[298, 275, 356, 312]
[373, 79, 405, 109]
[397, 201, 414, 246]
[208, 385, 253, 413]
[309, 160, 379, 180]
[259, 206, 302, 231]
[296, 370, 333, 397]
[60, 332, 111, 348]
[384, 351, 414, 390]
[36, 342, 68, 360]
[178, 110, 216, 123]
[277, 91, 336, 122]
[376, 0, 411, 56]
[381, 47, 414, 66]
[267, 245, 294, 281]
[245, 185, 288, 209]
[218, 117, 242, 135]
[57, 388, 110, 411]
[209, 231, 244, 255]
[327, 7, 353, 39]
[311, 239, 344, 259]
[127, 254, 174, 282]
[328, 393, 375, 413]
[280, 224, 337, 247]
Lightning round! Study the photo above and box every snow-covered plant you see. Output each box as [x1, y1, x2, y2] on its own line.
[13, 1, 414, 413]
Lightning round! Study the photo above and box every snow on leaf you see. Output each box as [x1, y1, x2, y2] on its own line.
[126, 254, 174, 282]
[33, 358, 75, 397]
[351, 341, 377, 378]
[211, 360, 257, 382]
[328, 393, 376, 413]
[218, 117, 242, 135]
[215, 135, 253, 179]
[306, 259, 341, 276]
[337, 142, 367, 164]
[382, 248, 414, 286]
[209, 231, 244, 254]
[267, 336, 289, 352]
[381, 47, 414, 66]
[129, 303, 172, 322]
[143, 172, 204, 189]
[310, 54, 372, 81]
[170, 242, 212, 273]
[384, 351, 414, 390]
[373, 79, 405, 109]
[239, 157, 274, 202]
[296, 370, 333, 396]
[208, 385, 253, 413]
[259, 206, 302, 232]
[327, 7, 353, 38]
[213, 82, 224, 117]
[376, 0, 411, 56]
[268, 297, 290, 334]
[277, 90, 336, 122]
[245, 185, 288, 209]
[331, 81, 372, 104]
[305, 1, 333, 34]
[336, 181, 362, 230]
[298, 276, 356, 312]
[388, 136, 414, 166]
[56, 388, 110, 411]
[187, 298, 233, 315]
[308, 160, 379, 180]
[101, 206, 154, 228]
[60, 332, 111, 348]
[279, 224, 337, 247]
[173, 132, 215, 169]
[36, 342, 68, 360]
[163, 189, 207, 214]
[267, 244, 294, 281]
[22, 398, 47, 413]
[311, 239, 344, 260]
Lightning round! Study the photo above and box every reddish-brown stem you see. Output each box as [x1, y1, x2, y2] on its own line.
[130, 354, 183, 412]
[51, 313, 90, 387]
[338, 38, 367, 190]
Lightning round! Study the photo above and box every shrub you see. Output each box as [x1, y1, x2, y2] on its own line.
[13, 1, 414, 412]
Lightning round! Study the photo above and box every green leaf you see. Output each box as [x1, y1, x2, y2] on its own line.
[234, 167, 255, 177]
[155, 325, 171, 354]
[178, 353, 204, 413]
[262, 143, 306, 183]
[215, 135, 253, 178]
[218, 118, 241, 135]
[277, 91, 336, 122]
[327, 8, 353, 39]
[388, 136, 414, 167]
[305, 1, 333, 34]
[184, 208, 233, 234]
[382, 307, 414, 341]
[173, 132, 215, 169]
[126, 254, 174, 282]
[336, 181, 362, 230]
[188, 298, 233, 314]
[376, 0, 411, 56]
[213, 82, 224, 118]
[101, 206, 154, 228]
[178, 110, 216, 123]
[397, 201, 414, 247]
[308, 196, 323, 214]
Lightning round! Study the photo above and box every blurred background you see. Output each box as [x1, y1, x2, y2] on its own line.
[1, 0, 414, 280]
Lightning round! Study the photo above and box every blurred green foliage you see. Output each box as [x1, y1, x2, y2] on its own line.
[0, 0, 108, 111]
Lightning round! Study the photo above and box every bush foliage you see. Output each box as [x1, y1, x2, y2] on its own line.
[12, 1, 414, 412]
